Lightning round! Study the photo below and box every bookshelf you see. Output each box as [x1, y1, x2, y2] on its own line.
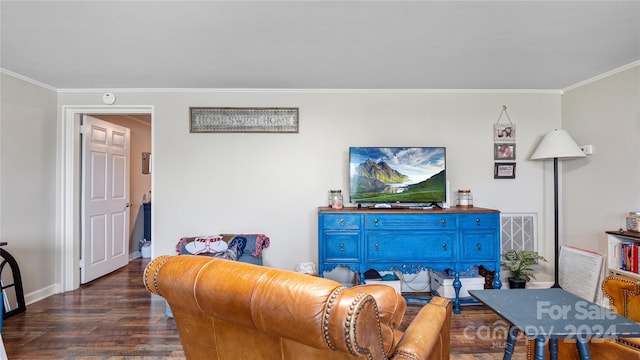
[606, 230, 640, 280]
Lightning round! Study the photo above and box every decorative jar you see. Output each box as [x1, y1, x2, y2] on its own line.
[329, 190, 343, 209]
[627, 212, 640, 232]
[456, 189, 473, 207]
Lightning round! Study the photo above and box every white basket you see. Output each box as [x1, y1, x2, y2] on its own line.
[430, 271, 484, 298]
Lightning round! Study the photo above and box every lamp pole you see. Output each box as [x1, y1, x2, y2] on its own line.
[552, 157, 560, 288]
[530, 129, 586, 289]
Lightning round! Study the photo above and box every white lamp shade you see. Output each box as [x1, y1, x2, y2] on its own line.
[530, 129, 586, 160]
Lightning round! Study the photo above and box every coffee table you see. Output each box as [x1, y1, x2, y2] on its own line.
[469, 288, 640, 360]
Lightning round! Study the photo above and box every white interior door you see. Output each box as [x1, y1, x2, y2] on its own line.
[81, 115, 131, 284]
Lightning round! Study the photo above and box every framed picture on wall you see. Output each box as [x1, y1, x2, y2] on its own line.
[494, 162, 516, 179]
[494, 124, 516, 142]
[494, 143, 516, 161]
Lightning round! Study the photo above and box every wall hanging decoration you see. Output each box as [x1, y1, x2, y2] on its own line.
[494, 143, 516, 161]
[494, 162, 516, 179]
[190, 107, 299, 133]
[494, 105, 515, 142]
[494, 105, 516, 179]
[142, 152, 151, 174]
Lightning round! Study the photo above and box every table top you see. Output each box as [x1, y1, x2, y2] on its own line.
[469, 288, 640, 340]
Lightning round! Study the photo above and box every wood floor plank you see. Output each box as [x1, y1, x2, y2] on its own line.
[2, 258, 528, 359]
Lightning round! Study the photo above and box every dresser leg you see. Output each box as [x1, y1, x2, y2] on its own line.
[452, 272, 462, 314]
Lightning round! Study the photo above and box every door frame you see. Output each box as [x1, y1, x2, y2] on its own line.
[58, 105, 153, 292]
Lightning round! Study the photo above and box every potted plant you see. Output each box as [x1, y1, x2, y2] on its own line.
[500, 249, 547, 289]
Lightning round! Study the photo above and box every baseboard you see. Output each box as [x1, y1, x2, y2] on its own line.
[526, 281, 554, 289]
[26, 255, 143, 306]
[25, 283, 60, 306]
[24, 255, 148, 308]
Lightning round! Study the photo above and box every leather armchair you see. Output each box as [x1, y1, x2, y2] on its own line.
[144, 255, 451, 360]
[527, 275, 640, 359]
[598, 275, 640, 352]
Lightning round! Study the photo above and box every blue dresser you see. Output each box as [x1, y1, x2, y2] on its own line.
[318, 207, 502, 313]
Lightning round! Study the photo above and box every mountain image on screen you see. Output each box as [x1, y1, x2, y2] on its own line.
[349, 147, 446, 204]
[357, 159, 410, 184]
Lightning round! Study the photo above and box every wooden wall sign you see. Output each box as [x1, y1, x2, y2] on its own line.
[190, 107, 299, 133]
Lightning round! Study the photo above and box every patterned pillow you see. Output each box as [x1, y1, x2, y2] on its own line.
[223, 234, 270, 258]
[177, 236, 240, 261]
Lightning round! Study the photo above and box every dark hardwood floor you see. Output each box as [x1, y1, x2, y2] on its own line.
[2, 258, 527, 359]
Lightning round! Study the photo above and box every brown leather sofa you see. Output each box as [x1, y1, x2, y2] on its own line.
[527, 274, 640, 359]
[144, 255, 452, 360]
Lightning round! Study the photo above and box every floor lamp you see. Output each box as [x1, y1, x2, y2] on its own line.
[530, 129, 586, 288]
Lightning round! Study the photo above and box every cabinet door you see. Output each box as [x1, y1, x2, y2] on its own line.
[366, 232, 456, 262]
[461, 231, 495, 261]
[323, 231, 360, 262]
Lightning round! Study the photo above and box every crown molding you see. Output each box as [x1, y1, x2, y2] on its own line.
[562, 61, 640, 92]
[55, 87, 562, 94]
[5, 64, 636, 95]
[0, 68, 57, 92]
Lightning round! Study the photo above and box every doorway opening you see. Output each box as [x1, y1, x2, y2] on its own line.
[58, 105, 153, 292]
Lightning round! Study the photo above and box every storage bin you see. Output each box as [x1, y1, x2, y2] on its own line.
[430, 271, 484, 298]
[141, 240, 151, 258]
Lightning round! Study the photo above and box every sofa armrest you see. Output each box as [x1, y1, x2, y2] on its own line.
[391, 297, 451, 360]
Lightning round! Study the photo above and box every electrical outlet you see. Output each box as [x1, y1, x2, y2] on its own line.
[581, 145, 594, 155]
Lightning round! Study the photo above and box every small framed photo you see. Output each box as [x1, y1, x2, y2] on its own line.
[494, 124, 516, 142]
[494, 162, 516, 179]
[494, 143, 516, 161]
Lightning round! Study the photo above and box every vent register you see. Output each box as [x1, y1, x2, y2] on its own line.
[501, 213, 537, 254]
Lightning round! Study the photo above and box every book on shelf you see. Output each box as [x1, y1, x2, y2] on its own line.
[621, 242, 639, 273]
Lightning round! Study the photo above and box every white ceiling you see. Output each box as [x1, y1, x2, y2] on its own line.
[1, 1, 639, 90]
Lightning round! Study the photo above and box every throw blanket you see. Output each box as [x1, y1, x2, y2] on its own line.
[176, 234, 270, 260]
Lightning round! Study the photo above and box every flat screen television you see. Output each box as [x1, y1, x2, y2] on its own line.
[349, 147, 446, 206]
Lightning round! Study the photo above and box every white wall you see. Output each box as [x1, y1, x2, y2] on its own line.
[0, 73, 58, 302]
[2, 65, 635, 300]
[562, 65, 640, 254]
[58, 90, 561, 281]
[1, 64, 636, 304]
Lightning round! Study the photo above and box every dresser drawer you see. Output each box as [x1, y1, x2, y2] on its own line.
[365, 214, 457, 230]
[321, 214, 361, 230]
[459, 213, 498, 229]
[365, 232, 456, 262]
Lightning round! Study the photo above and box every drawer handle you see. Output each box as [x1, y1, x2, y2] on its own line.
[477, 243, 482, 250]
[442, 243, 447, 251]
[476, 218, 481, 226]
[374, 218, 379, 226]
[375, 243, 380, 251]
[441, 219, 447, 226]
[339, 218, 345, 226]
[339, 243, 345, 251]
